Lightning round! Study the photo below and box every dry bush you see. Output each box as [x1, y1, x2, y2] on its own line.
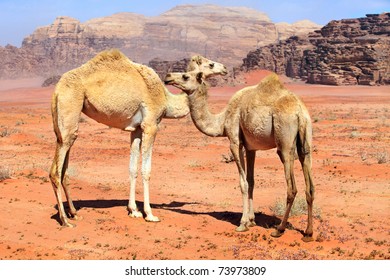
[376, 150, 388, 164]
[0, 167, 12, 181]
[270, 196, 321, 218]
[221, 152, 234, 163]
[0, 127, 18, 137]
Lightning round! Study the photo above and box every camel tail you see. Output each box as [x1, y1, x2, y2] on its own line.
[297, 111, 313, 156]
[51, 91, 62, 144]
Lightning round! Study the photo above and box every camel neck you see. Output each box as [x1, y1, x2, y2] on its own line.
[188, 83, 226, 137]
[163, 87, 190, 119]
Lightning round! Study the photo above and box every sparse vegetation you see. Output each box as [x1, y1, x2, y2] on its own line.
[188, 160, 201, 168]
[0, 126, 18, 137]
[221, 152, 234, 163]
[349, 131, 359, 139]
[376, 150, 388, 164]
[79, 116, 88, 123]
[270, 196, 321, 218]
[0, 167, 12, 181]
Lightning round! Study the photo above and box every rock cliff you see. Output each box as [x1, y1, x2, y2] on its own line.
[241, 13, 390, 85]
[0, 4, 320, 79]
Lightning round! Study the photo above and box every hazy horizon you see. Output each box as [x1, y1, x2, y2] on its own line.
[0, 0, 389, 47]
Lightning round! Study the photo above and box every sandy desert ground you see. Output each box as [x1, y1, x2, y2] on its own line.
[0, 71, 389, 260]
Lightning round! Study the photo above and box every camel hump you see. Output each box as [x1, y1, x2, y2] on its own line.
[89, 49, 128, 66]
[257, 73, 286, 93]
[132, 63, 166, 99]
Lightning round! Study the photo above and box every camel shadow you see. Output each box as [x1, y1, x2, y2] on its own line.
[51, 200, 195, 224]
[156, 203, 282, 230]
[52, 199, 287, 232]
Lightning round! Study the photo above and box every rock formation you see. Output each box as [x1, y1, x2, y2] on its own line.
[0, 4, 320, 79]
[241, 13, 390, 85]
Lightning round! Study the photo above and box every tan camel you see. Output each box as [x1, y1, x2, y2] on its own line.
[49, 49, 227, 227]
[164, 71, 315, 241]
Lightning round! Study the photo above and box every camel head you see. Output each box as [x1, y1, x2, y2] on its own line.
[164, 71, 205, 95]
[187, 55, 228, 78]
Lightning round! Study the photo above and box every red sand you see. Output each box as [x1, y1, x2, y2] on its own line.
[0, 71, 389, 260]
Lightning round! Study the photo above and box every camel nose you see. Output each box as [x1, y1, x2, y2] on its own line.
[223, 66, 228, 75]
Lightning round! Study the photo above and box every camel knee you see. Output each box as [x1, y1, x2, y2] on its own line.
[141, 169, 151, 181]
[239, 179, 249, 195]
[305, 190, 314, 204]
[286, 189, 297, 204]
[65, 131, 78, 146]
[49, 166, 61, 187]
[55, 129, 78, 149]
[129, 165, 138, 178]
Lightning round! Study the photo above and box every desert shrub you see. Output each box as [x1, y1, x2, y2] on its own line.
[0, 167, 12, 181]
[221, 152, 234, 163]
[270, 196, 321, 218]
[376, 150, 388, 164]
[0, 126, 18, 137]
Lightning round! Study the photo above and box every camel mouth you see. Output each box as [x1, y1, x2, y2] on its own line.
[164, 79, 175, 85]
[208, 69, 228, 77]
[221, 69, 228, 76]
[164, 79, 187, 92]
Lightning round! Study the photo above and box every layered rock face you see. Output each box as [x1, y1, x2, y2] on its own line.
[148, 58, 190, 79]
[0, 4, 320, 79]
[241, 13, 390, 85]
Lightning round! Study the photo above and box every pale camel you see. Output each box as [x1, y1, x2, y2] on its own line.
[164, 71, 315, 241]
[49, 49, 227, 227]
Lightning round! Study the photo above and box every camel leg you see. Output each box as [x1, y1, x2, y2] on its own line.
[50, 127, 79, 227]
[271, 147, 297, 238]
[61, 149, 80, 220]
[299, 151, 315, 242]
[141, 123, 160, 222]
[128, 127, 143, 218]
[246, 150, 256, 227]
[50, 143, 75, 227]
[230, 142, 250, 232]
[50, 89, 83, 227]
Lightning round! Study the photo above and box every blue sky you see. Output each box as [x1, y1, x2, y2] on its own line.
[1, 0, 389, 46]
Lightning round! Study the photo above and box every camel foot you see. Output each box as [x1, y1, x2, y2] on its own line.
[248, 220, 257, 227]
[69, 214, 83, 221]
[128, 210, 143, 218]
[302, 235, 314, 243]
[145, 215, 160, 222]
[270, 229, 284, 238]
[61, 221, 76, 228]
[235, 224, 249, 232]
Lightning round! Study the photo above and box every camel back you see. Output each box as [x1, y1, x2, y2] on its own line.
[72, 49, 166, 100]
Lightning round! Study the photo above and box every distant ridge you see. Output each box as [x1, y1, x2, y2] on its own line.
[0, 4, 320, 79]
[241, 13, 390, 85]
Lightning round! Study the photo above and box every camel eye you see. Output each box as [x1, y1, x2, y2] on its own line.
[209, 63, 215, 69]
[183, 75, 189, 81]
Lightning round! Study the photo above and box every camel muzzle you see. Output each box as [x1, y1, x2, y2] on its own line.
[164, 74, 175, 85]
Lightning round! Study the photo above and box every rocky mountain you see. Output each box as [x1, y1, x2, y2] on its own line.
[0, 4, 321, 79]
[241, 13, 390, 85]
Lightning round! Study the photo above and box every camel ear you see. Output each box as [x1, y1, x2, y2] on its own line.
[195, 56, 202, 65]
[196, 72, 204, 83]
